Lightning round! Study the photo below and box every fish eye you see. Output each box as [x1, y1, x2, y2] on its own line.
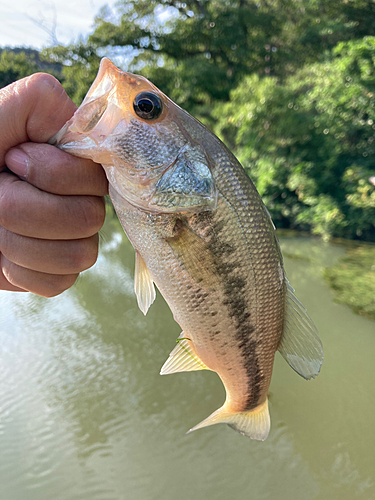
[133, 92, 163, 120]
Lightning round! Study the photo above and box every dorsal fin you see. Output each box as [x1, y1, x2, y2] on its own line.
[160, 333, 210, 375]
[134, 251, 156, 315]
[278, 281, 323, 380]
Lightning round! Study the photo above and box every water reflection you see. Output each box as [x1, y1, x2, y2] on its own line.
[277, 236, 375, 498]
[0, 218, 374, 500]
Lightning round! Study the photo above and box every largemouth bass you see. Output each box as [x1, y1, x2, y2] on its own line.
[50, 58, 323, 440]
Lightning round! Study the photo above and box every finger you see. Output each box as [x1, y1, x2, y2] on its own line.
[1, 254, 78, 297]
[0, 73, 76, 168]
[0, 227, 99, 275]
[0, 172, 106, 240]
[5, 143, 108, 196]
[0, 256, 26, 292]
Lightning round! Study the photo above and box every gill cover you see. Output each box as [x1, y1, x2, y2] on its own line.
[149, 145, 217, 213]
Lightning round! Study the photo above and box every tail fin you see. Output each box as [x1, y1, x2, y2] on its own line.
[187, 398, 270, 441]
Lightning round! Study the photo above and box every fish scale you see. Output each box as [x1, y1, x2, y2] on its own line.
[110, 156, 282, 414]
[50, 57, 323, 440]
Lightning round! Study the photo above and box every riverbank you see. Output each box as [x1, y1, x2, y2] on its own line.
[323, 243, 375, 321]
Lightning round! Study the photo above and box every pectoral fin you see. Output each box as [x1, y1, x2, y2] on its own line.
[134, 251, 156, 315]
[278, 281, 323, 379]
[160, 333, 210, 375]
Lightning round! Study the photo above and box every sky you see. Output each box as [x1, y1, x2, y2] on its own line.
[0, 0, 118, 49]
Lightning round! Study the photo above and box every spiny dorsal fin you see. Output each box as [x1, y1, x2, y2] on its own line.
[134, 251, 156, 315]
[160, 333, 209, 375]
[187, 398, 270, 441]
[278, 281, 323, 380]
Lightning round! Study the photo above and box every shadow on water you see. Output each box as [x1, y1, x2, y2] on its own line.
[0, 217, 374, 500]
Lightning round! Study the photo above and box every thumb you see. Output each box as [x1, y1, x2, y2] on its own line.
[0, 73, 76, 170]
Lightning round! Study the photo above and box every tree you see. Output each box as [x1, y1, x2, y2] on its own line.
[41, 0, 375, 240]
[214, 38, 375, 240]
[45, 0, 375, 111]
[42, 42, 101, 105]
[0, 50, 39, 88]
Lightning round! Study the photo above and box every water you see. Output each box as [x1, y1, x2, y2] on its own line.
[0, 215, 374, 500]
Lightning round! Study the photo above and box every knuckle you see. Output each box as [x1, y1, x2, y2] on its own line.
[0, 176, 18, 229]
[0, 226, 14, 259]
[70, 236, 99, 272]
[57, 273, 79, 293]
[1, 259, 16, 286]
[89, 164, 109, 196]
[25, 73, 62, 96]
[1, 251, 78, 297]
[0, 255, 23, 290]
[79, 196, 106, 234]
[43, 273, 78, 298]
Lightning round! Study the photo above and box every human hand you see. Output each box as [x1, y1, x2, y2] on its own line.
[0, 73, 108, 296]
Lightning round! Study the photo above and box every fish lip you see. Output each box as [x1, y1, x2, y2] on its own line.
[51, 134, 101, 157]
[48, 122, 98, 150]
[48, 123, 70, 146]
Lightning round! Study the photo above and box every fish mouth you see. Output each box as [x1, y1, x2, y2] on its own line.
[48, 122, 109, 160]
[48, 122, 71, 147]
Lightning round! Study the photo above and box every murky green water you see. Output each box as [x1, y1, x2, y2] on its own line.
[1, 215, 374, 500]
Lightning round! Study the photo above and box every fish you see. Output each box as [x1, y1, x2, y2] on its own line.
[50, 58, 323, 440]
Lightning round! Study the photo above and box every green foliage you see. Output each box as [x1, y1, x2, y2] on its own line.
[35, 1, 375, 240]
[324, 245, 375, 320]
[41, 43, 101, 105]
[0, 50, 39, 88]
[89, 0, 282, 109]
[83, 0, 375, 107]
[46, 0, 375, 112]
[214, 37, 375, 240]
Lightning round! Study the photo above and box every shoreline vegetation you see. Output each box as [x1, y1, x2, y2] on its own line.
[323, 243, 375, 321]
[272, 228, 375, 322]
[278, 228, 375, 321]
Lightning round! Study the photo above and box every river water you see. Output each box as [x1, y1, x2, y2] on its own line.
[0, 214, 374, 500]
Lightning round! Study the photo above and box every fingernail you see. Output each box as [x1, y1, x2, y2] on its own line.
[6, 148, 29, 180]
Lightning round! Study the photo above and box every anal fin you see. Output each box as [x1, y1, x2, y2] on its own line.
[278, 281, 324, 380]
[160, 333, 209, 375]
[134, 251, 156, 315]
